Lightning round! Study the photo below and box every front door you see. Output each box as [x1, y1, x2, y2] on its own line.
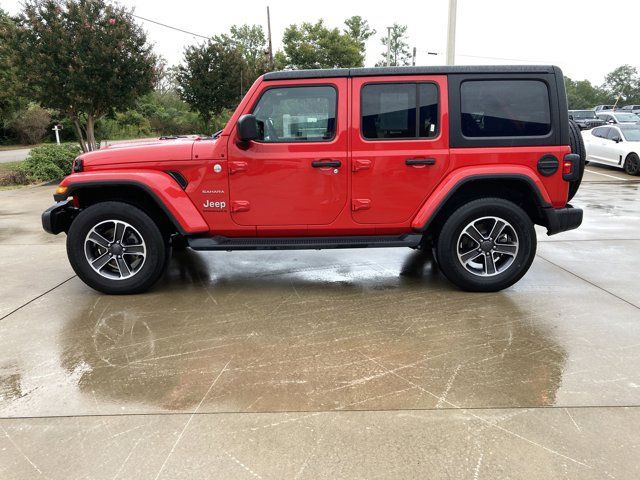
[350, 76, 449, 224]
[227, 79, 348, 227]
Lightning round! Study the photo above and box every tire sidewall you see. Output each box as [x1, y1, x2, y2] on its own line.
[67, 202, 168, 294]
[436, 199, 536, 292]
[625, 153, 640, 176]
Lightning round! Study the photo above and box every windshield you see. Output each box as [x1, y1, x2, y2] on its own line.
[571, 110, 597, 119]
[621, 127, 640, 141]
[615, 113, 640, 122]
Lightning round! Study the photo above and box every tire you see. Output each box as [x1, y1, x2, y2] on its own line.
[568, 119, 586, 201]
[66, 201, 169, 294]
[624, 153, 640, 176]
[435, 198, 537, 292]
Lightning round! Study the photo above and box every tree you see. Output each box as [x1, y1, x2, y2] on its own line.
[564, 77, 611, 109]
[13, 0, 157, 151]
[376, 23, 411, 67]
[602, 65, 640, 105]
[175, 38, 244, 127]
[343, 16, 375, 65]
[229, 24, 269, 89]
[280, 20, 363, 69]
[0, 9, 24, 132]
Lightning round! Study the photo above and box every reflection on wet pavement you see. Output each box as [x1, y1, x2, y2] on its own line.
[1, 170, 640, 479]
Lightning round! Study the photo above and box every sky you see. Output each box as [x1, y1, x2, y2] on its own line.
[2, 0, 639, 85]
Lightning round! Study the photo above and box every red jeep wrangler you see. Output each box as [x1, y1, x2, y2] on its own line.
[43, 65, 584, 294]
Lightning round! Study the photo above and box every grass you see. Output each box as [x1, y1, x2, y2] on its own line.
[0, 160, 23, 172]
[0, 160, 28, 189]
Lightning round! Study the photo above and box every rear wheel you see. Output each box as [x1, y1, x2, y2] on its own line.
[624, 153, 640, 176]
[568, 119, 586, 201]
[67, 201, 169, 294]
[435, 198, 536, 292]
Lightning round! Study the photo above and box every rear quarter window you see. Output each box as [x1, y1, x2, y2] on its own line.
[460, 80, 551, 138]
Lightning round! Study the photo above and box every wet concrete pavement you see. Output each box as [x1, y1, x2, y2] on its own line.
[1, 165, 639, 479]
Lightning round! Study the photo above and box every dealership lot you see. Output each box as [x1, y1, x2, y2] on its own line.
[1, 166, 639, 479]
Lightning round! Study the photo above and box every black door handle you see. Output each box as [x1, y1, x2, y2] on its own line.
[405, 158, 436, 166]
[312, 160, 341, 168]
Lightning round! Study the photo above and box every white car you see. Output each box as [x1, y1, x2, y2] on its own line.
[596, 111, 640, 125]
[582, 125, 640, 175]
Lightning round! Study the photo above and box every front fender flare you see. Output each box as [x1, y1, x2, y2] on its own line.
[411, 165, 552, 232]
[56, 170, 209, 234]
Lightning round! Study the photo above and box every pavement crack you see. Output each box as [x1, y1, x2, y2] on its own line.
[0, 275, 76, 322]
[537, 255, 640, 310]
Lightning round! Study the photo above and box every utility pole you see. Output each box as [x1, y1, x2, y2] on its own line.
[267, 6, 274, 70]
[386, 27, 392, 67]
[446, 0, 457, 65]
[412, 47, 416, 66]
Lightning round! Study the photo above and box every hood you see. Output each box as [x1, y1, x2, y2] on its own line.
[78, 137, 205, 168]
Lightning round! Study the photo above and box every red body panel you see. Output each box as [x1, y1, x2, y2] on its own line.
[62, 74, 573, 238]
[59, 170, 208, 234]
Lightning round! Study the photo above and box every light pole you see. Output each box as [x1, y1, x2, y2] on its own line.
[446, 0, 457, 65]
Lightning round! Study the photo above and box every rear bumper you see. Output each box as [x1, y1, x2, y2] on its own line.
[42, 200, 78, 235]
[541, 205, 583, 235]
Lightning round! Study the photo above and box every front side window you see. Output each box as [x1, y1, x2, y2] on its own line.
[361, 83, 439, 140]
[461, 80, 551, 137]
[606, 128, 622, 141]
[252, 86, 336, 142]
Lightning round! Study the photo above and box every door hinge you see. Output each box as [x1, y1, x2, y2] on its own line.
[229, 161, 248, 175]
[352, 159, 372, 172]
[231, 200, 250, 213]
[352, 199, 371, 211]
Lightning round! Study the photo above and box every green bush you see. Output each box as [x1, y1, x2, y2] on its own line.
[19, 143, 81, 182]
[10, 104, 51, 144]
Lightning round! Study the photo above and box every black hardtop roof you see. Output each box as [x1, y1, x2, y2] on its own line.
[263, 65, 559, 81]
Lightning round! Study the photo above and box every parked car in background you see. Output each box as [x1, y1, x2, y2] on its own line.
[620, 105, 640, 114]
[596, 111, 640, 124]
[594, 105, 615, 112]
[568, 110, 605, 130]
[582, 124, 640, 175]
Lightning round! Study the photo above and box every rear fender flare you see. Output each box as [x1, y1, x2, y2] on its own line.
[56, 171, 209, 235]
[411, 166, 552, 232]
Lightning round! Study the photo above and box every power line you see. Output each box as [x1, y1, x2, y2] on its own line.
[131, 13, 211, 40]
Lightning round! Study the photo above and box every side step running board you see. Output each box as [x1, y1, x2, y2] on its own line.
[188, 234, 423, 251]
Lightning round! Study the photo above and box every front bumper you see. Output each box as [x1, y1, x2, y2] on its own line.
[42, 200, 78, 235]
[541, 205, 583, 235]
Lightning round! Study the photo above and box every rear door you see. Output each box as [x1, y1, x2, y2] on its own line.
[350, 76, 449, 224]
[227, 79, 348, 227]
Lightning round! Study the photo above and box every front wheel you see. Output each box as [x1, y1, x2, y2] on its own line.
[435, 198, 537, 292]
[66, 201, 169, 294]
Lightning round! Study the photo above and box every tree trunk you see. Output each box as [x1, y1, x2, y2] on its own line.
[86, 114, 97, 151]
[72, 118, 88, 153]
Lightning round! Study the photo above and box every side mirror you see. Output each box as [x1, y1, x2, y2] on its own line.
[237, 114, 259, 143]
[569, 114, 574, 120]
[614, 137, 622, 143]
[608, 119, 615, 124]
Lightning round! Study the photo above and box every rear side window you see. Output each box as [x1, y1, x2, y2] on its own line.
[252, 86, 336, 142]
[460, 80, 551, 137]
[361, 83, 439, 140]
[592, 127, 610, 138]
